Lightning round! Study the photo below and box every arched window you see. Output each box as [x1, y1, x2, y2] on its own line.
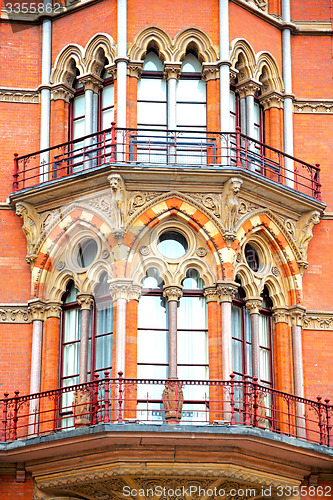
[232, 284, 273, 386]
[70, 75, 85, 142]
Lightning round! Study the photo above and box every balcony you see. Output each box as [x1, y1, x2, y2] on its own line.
[1, 373, 332, 448]
[12, 125, 322, 201]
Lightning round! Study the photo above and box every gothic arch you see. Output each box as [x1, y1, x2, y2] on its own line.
[173, 27, 219, 63]
[84, 33, 117, 77]
[128, 26, 173, 61]
[230, 38, 256, 81]
[255, 51, 284, 93]
[50, 44, 85, 87]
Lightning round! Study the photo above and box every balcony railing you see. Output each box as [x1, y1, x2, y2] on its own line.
[1, 373, 331, 447]
[12, 124, 321, 200]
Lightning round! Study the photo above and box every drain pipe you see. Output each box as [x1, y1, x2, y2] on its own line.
[116, 0, 128, 131]
[40, 0, 52, 177]
[282, 0, 294, 187]
[219, 0, 230, 132]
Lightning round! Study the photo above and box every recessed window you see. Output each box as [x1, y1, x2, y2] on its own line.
[157, 230, 188, 259]
[76, 238, 98, 268]
[245, 243, 260, 272]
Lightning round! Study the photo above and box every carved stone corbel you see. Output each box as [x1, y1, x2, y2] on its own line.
[221, 177, 243, 246]
[295, 210, 320, 263]
[16, 201, 41, 267]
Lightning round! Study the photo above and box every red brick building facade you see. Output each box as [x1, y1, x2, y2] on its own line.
[0, 0, 332, 498]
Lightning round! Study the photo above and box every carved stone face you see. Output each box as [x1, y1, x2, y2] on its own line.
[110, 177, 119, 191]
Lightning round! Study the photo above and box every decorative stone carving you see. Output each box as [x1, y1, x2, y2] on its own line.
[294, 100, 333, 114]
[289, 305, 306, 327]
[196, 246, 207, 257]
[0, 305, 30, 323]
[162, 380, 184, 422]
[45, 301, 62, 319]
[128, 191, 159, 216]
[77, 293, 94, 310]
[191, 193, 220, 218]
[201, 63, 219, 81]
[221, 177, 243, 246]
[217, 282, 238, 303]
[127, 60, 144, 79]
[163, 62, 182, 81]
[16, 201, 41, 266]
[106, 63, 117, 80]
[139, 245, 150, 256]
[102, 249, 110, 259]
[0, 88, 39, 103]
[128, 284, 142, 301]
[72, 388, 91, 426]
[236, 79, 261, 98]
[259, 91, 284, 110]
[109, 279, 133, 301]
[272, 307, 290, 325]
[245, 298, 262, 314]
[303, 312, 333, 330]
[78, 74, 103, 93]
[108, 173, 126, 229]
[271, 266, 280, 276]
[55, 260, 65, 271]
[50, 83, 75, 102]
[163, 285, 183, 302]
[295, 210, 320, 261]
[28, 298, 47, 321]
[203, 285, 219, 303]
[243, 0, 267, 11]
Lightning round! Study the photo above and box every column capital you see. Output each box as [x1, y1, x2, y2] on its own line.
[259, 90, 284, 110]
[106, 63, 117, 80]
[236, 78, 262, 99]
[108, 278, 133, 301]
[245, 298, 262, 314]
[289, 305, 306, 327]
[163, 285, 183, 302]
[203, 285, 219, 303]
[163, 62, 182, 81]
[28, 298, 47, 321]
[201, 62, 219, 81]
[272, 306, 290, 325]
[127, 60, 144, 79]
[50, 84, 75, 102]
[216, 281, 238, 303]
[128, 283, 143, 301]
[77, 74, 103, 93]
[76, 293, 94, 311]
[45, 300, 62, 319]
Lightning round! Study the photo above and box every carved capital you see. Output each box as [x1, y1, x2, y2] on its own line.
[162, 62, 182, 81]
[50, 83, 75, 102]
[163, 285, 183, 302]
[127, 60, 144, 79]
[236, 79, 261, 98]
[289, 305, 306, 327]
[245, 298, 262, 314]
[216, 281, 238, 302]
[295, 210, 321, 262]
[106, 63, 117, 80]
[76, 293, 94, 310]
[128, 284, 143, 301]
[45, 301, 62, 318]
[78, 74, 103, 93]
[259, 90, 284, 110]
[109, 279, 133, 301]
[230, 67, 239, 82]
[28, 298, 47, 321]
[272, 307, 290, 325]
[203, 285, 219, 303]
[201, 63, 219, 81]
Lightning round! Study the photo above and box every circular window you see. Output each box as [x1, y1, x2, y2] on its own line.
[157, 230, 188, 259]
[76, 238, 98, 268]
[245, 243, 260, 272]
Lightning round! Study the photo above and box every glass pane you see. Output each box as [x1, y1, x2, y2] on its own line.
[137, 101, 167, 125]
[62, 343, 80, 378]
[177, 79, 206, 102]
[137, 330, 168, 364]
[260, 348, 271, 383]
[246, 342, 252, 377]
[232, 305, 242, 339]
[73, 94, 85, 119]
[138, 78, 166, 100]
[73, 117, 85, 140]
[245, 308, 252, 342]
[178, 296, 207, 330]
[181, 53, 202, 73]
[254, 102, 260, 123]
[65, 282, 77, 303]
[102, 108, 114, 130]
[176, 103, 206, 127]
[259, 315, 270, 347]
[232, 338, 243, 374]
[102, 84, 114, 108]
[138, 295, 167, 329]
[230, 91, 236, 112]
[143, 52, 164, 72]
[177, 330, 208, 364]
[95, 333, 113, 372]
[96, 304, 113, 335]
[64, 308, 81, 343]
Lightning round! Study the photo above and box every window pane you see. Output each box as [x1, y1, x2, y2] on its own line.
[259, 315, 270, 347]
[177, 330, 208, 364]
[260, 348, 271, 383]
[64, 308, 81, 342]
[73, 117, 85, 140]
[102, 108, 114, 130]
[137, 102, 167, 126]
[232, 338, 243, 374]
[102, 84, 114, 108]
[230, 91, 236, 112]
[177, 79, 206, 102]
[73, 94, 85, 119]
[62, 343, 80, 378]
[178, 296, 207, 330]
[138, 295, 167, 329]
[181, 53, 202, 73]
[137, 330, 168, 364]
[143, 52, 164, 72]
[95, 334, 113, 372]
[232, 305, 242, 339]
[176, 103, 206, 128]
[138, 78, 166, 100]
[245, 308, 252, 342]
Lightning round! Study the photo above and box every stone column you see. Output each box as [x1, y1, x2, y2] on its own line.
[77, 293, 94, 384]
[219, 0, 230, 132]
[245, 298, 262, 380]
[109, 279, 133, 377]
[282, 0, 294, 187]
[164, 63, 181, 131]
[290, 305, 306, 439]
[163, 285, 183, 379]
[27, 298, 46, 434]
[116, 0, 128, 132]
[204, 285, 220, 421]
[217, 282, 238, 380]
[42, 301, 62, 391]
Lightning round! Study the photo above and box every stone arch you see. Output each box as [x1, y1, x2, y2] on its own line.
[173, 27, 219, 63]
[174, 257, 216, 286]
[234, 263, 260, 298]
[255, 51, 284, 93]
[131, 255, 173, 286]
[230, 38, 256, 81]
[50, 44, 85, 87]
[128, 26, 173, 61]
[84, 33, 117, 77]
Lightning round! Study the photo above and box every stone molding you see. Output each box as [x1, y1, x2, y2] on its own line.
[128, 284, 143, 301]
[303, 311, 333, 330]
[0, 304, 31, 323]
[45, 301, 63, 319]
[163, 285, 183, 302]
[289, 305, 306, 327]
[294, 99, 333, 113]
[272, 307, 290, 325]
[0, 88, 40, 104]
[236, 79, 262, 98]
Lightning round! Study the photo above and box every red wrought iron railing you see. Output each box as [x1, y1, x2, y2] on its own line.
[1, 373, 331, 446]
[12, 124, 321, 200]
